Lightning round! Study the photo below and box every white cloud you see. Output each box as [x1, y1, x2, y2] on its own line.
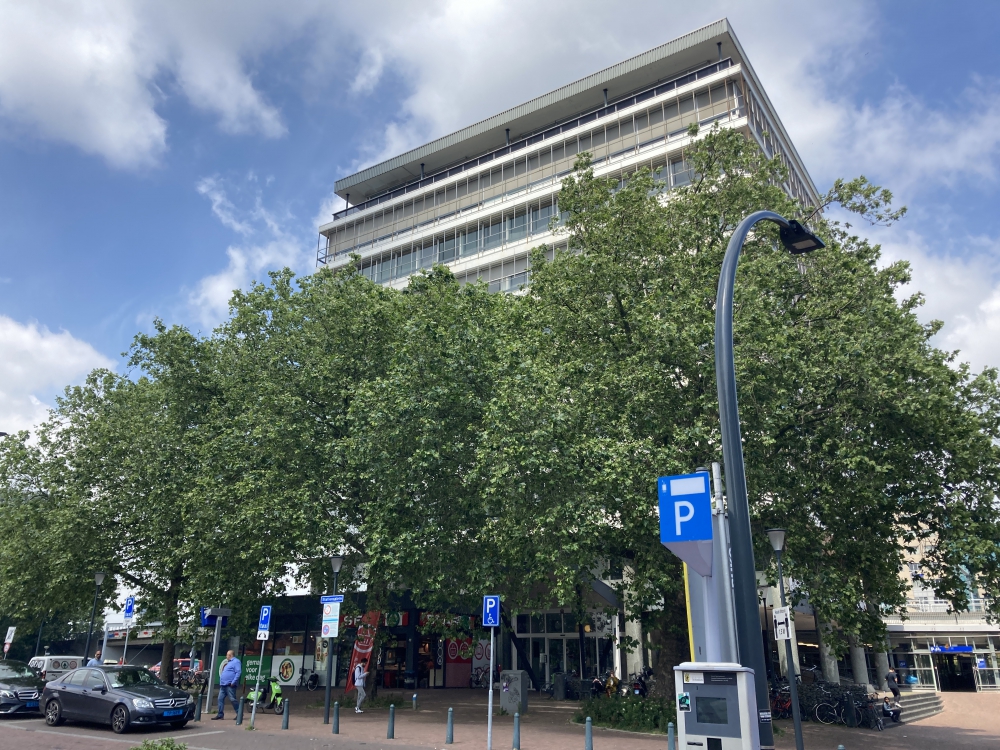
[0, 0, 324, 168]
[0, 316, 115, 434]
[186, 174, 312, 328]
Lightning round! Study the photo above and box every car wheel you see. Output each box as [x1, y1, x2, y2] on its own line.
[44, 699, 64, 726]
[170, 720, 189, 729]
[111, 705, 130, 734]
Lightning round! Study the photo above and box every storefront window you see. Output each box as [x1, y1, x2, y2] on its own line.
[516, 614, 530, 633]
[271, 632, 305, 656]
[531, 614, 545, 634]
[546, 613, 563, 633]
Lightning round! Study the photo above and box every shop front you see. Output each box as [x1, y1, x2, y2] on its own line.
[888, 634, 1000, 692]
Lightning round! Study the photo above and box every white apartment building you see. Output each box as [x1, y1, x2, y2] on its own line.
[317, 19, 819, 289]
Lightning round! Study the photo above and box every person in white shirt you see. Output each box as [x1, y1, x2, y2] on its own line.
[354, 663, 369, 713]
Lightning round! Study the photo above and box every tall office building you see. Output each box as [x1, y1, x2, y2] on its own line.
[317, 18, 820, 287]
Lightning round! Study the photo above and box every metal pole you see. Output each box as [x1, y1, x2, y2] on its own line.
[122, 626, 130, 665]
[446, 706, 454, 744]
[83, 581, 101, 663]
[100, 621, 110, 662]
[585, 716, 593, 750]
[324, 569, 340, 724]
[204, 616, 223, 715]
[33, 622, 43, 658]
[388, 703, 395, 739]
[333, 701, 340, 734]
[487, 626, 495, 750]
[776, 549, 805, 750]
[249, 638, 266, 729]
[512, 711, 520, 750]
[716, 210, 791, 749]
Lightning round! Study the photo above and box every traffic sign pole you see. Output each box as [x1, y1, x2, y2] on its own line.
[482, 596, 500, 750]
[487, 625, 495, 750]
[250, 606, 272, 730]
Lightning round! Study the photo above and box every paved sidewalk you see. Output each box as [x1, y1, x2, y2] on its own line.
[2, 687, 999, 749]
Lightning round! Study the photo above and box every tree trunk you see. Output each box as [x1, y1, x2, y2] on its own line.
[159, 578, 182, 687]
[160, 635, 176, 687]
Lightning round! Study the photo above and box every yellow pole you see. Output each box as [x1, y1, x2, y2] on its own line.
[683, 562, 695, 661]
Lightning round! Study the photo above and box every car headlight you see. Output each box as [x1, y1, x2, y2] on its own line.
[0, 690, 14, 699]
[132, 698, 154, 710]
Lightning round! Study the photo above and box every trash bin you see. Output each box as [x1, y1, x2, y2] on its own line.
[553, 672, 566, 701]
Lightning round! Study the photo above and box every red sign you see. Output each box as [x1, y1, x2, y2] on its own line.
[445, 638, 473, 664]
[3, 643, 9, 654]
[345, 610, 381, 692]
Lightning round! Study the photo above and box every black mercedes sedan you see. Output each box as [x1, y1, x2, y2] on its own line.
[0, 660, 45, 715]
[42, 666, 195, 733]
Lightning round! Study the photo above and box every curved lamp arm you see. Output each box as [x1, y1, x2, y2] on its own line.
[714, 210, 822, 750]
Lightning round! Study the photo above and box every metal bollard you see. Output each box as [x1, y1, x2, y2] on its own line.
[585, 716, 593, 750]
[388, 703, 395, 739]
[413, 692, 418, 710]
[513, 712, 520, 750]
[333, 701, 340, 734]
[282, 698, 289, 729]
[667, 721, 674, 750]
[194, 695, 202, 722]
[446, 706, 454, 744]
[236, 699, 244, 726]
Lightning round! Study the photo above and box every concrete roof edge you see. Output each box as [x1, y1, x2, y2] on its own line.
[334, 18, 732, 196]
[723, 24, 822, 204]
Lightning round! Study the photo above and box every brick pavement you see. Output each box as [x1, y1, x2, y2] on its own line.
[1, 687, 999, 750]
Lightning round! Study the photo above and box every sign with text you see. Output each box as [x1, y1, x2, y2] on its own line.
[773, 606, 791, 641]
[4, 626, 15, 645]
[482, 595, 501, 628]
[321, 594, 343, 638]
[124, 596, 135, 622]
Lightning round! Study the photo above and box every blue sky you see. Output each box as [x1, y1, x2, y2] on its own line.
[2, 0, 1000, 433]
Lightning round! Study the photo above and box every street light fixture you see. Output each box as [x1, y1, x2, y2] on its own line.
[324, 554, 345, 724]
[83, 572, 106, 664]
[715, 210, 823, 749]
[765, 529, 804, 750]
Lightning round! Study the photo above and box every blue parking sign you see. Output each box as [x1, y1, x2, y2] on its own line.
[658, 472, 713, 543]
[658, 471, 714, 576]
[482, 596, 501, 628]
[124, 596, 135, 621]
[258, 605, 272, 631]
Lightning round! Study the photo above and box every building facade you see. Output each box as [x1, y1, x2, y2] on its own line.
[317, 19, 819, 290]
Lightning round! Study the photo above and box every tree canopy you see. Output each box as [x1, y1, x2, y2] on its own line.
[2, 126, 998, 664]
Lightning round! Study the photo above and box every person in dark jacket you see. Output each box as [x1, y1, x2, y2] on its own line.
[886, 668, 901, 707]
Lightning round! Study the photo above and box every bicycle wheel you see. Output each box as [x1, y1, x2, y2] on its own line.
[815, 703, 838, 725]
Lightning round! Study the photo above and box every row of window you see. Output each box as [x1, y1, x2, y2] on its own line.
[324, 80, 741, 256]
[321, 151, 694, 267]
[333, 58, 738, 221]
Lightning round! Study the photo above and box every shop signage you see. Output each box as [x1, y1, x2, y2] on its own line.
[345, 610, 381, 692]
[929, 644, 973, 653]
[321, 594, 343, 638]
[419, 612, 476, 630]
[773, 606, 791, 641]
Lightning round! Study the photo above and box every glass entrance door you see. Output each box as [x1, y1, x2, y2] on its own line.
[531, 638, 545, 689]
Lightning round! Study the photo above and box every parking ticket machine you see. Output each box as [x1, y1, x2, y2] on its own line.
[674, 662, 760, 750]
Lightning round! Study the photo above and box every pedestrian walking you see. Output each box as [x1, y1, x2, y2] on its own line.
[354, 662, 369, 713]
[212, 650, 242, 720]
[886, 667, 901, 707]
[87, 650, 103, 667]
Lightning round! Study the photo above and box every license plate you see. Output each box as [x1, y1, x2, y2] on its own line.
[25, 701, 39, 708]
[163, 709, 184, 717]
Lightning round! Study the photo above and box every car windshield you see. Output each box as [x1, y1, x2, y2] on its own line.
[107, 669, 163, 688]
[0, 662, 37, 679]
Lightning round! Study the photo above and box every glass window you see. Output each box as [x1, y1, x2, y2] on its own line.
[420, 241, 436, 268]
[64, 670, 87, 686]
[531, 614, 545, 634]
[563, 612, 578, 633]
[620, 119, 633, 136]
[548, 639, 564, 672]
[603, 124, 616, 142]
[85, 670, 107, 690]
[634, 112, 648, 131]
[446, 185, 456, 202]
[483, 219, 504, 250]
[527, 153, 539, 172]
[664, 101, 679, 120]
[516, 614, 530, 633]
[592, 128, 606, 147]
[552, 143, 565, 161]
[578, 134, 591, 152]
[678, 96, 694, 115]
[649, 105, 664, 126]
[490, 167, 502, 186]
[439, 235, 457, 263]
[503, 162, 516, 181]
[539, 148, 551, 167]
[108, 668, 163, 688]
[565, 138, 578, 157]
[461, 228, 479, 257]
[514, 158, 526, 177]
[695, 89, 711, 111]
[671, 157, 692, 187]
[507, 211, 527, 243]
[0, 662, 36, 679]
[546, 613, 563, 633]
[710, 84, 727, 104]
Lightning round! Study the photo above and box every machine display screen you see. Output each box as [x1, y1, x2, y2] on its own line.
[696, 696, 729, 725]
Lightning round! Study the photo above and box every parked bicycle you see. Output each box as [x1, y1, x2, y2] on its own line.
[295, 667, 320, 692]
[470, 666, 491, 689]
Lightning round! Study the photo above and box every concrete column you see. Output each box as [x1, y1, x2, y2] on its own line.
[847, 634, 870, 689]
[816, 618, 840, 684]
[875, 649, 891, 691]
[624, 615, 644, 676]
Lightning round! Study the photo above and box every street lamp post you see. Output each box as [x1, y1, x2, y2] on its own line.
[766, 529, 804, 750]
[324, 555, 344, 724]
[715, 211, 823, 749]
[82, 572, 106, 664]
